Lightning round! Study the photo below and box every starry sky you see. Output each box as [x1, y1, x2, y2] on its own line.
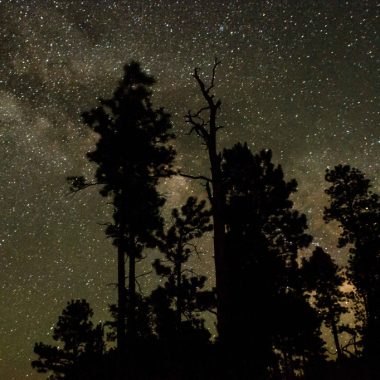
[0, 1, 378, 378]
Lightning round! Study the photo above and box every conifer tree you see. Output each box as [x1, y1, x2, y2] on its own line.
[324, 165, 380, 363]
[302, 247, 347, 360]
[151, 196, 213, 338]
[68, 61, 175, 353]
[221, 143, 323, 377]
[32, 300, 105, 380]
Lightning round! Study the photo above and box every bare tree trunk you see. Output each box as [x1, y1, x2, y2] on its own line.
[208, 141, 229, 344]
[117, 221, 127, 380]
[175, 256, 182, 329]
[127, 240, 136, 345]
[185, 59, 229, 344]
[117, 224, 126, 353]
[331, 318, 343, 360]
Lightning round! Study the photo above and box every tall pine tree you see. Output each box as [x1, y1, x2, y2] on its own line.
[68, 61, 175, 353]
[302, 247, 348, 360]
[324, 165, 380, 364]
[152, 196, 213, 335]
[32, 300, 105, 380]
[221, 143, 323, 378]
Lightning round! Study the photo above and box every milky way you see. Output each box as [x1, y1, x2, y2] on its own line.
[0, 1, 378, 378]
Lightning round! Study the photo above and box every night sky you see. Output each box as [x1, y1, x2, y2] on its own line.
[0, 1, 378, 378]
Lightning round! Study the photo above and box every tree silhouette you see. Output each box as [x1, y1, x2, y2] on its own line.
[106, 292, 154, 344]
[32, 300, 105, 380]
[184, 59, 229, 344]
[68, 61, 175, 355]
[220, 143, 322, 378]
[272, 291, 325, 379]
[302, 247, 348, 360]
[153, 196, 213, 329]
[324, 165, 380, 364]
[144, 197, 214, 379]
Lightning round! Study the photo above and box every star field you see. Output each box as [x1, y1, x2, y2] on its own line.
[0, 1, 378, 378]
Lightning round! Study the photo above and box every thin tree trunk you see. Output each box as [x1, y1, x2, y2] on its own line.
[117, 226, 126, 353]
[117, 221, 127, 380]
[331, 319, 343, 360]
[175, 257, 182, 329]
[187, 60, 229, 345]
[208, 134, 228, 344]
[127, 242, 136, 345]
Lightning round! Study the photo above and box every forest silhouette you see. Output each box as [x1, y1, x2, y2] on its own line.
[31, 61, 380, 379]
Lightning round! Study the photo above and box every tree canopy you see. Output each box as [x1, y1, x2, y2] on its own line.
[31, 61, 379, 380]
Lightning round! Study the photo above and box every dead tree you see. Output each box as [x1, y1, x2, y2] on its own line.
[184, 59, 230, 344]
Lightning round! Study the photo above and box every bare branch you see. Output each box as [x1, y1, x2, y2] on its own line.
[185, 110, 209, 141]
[191, 105, 210, 117]
[193, 68, 212, 104]
[209, 57, 222, 91]
[184, 242, 202, 258]
[179, 172, 212, 182]
[136, 270, 153, 279]
[182, 268, 199, 276]
[206, 180, 213, 204]
[97, 222, 112, 227]
[135, 279, 143, 294]
[206, 307, 217, 316]
[125, 271, 152, 282]
[192, 59, 222, 107]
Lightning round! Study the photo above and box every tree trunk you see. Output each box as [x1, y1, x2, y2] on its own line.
[175, 257, 182, 329]
[117, 222, 127, 380]
[117, 226, 126, 353]
[187, 61, 229, 345]
[331, 319, 343, 360]
[127, 241, 136, 345]
[208, 128, 229, 345]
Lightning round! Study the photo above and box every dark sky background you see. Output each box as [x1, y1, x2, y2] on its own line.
[0, 1, 378, 378]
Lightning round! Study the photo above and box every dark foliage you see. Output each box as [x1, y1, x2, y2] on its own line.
[302, 247, 348, 360]
[32, 300, 105, 380]
[221, 143, 324, 378]
[68, 61, 175, 352]
[324, 165, 380, 366]
[28, 62, 379, 380]
[153, 196, 214, 328]
[148, 197, 214, 377]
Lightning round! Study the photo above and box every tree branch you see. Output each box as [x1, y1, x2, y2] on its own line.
[193, 58, 222, 109]
[136, 270, 153, 279]
[66, 176, 105, 196]
[185, 110, 210, 142]
[206, 307, 217, 316]
[184, 242, 202, 258]
[209, 57, 221, 91]
[206, 180, 213, 204]
[179, 172, 212, 182]
[186, 59, 223, 145]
